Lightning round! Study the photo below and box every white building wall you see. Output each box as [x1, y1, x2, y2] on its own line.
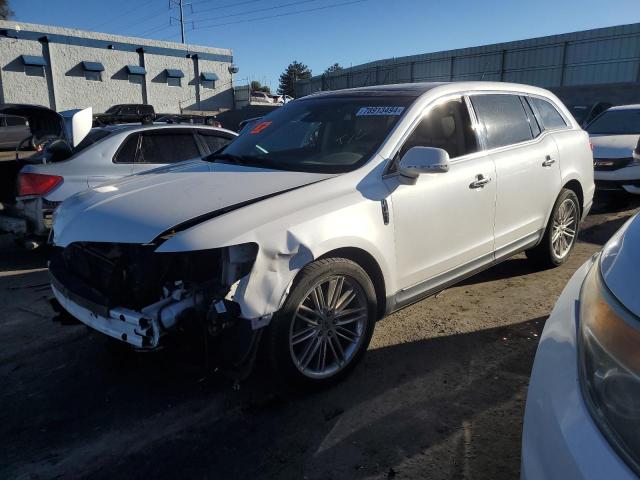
[0, 20, 234, 114]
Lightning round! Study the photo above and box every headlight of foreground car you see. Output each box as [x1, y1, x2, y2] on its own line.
[579, 259, 640, 475]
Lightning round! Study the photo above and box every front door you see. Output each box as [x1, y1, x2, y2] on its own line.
[388, 98, 496, 292]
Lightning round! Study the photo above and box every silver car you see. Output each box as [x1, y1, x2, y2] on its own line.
[6, 105, 237, 236]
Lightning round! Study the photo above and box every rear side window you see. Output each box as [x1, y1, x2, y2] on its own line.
[529, 97, 567, 130]
[137, 131, 200, 164]
[398, 98, 479, 160]
[113, 133, 139, 163]
[471, 94, 533, 149]
[197, 130, 233, 153]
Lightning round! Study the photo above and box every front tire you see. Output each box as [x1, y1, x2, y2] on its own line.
[526, 188, 580, 268]
[264, 258, 377, 389]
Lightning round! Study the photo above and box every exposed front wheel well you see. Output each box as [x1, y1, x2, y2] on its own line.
[317, 247, 386, 319]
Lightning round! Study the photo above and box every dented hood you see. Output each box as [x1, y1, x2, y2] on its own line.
[53, 160, 336, 246]
[0, 104, 92, 147]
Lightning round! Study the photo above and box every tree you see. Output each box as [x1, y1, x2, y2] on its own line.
[278, 61, 311, 97]
[324, 63, 343, 75]
[0, 0, 13, 20]
[250, 80, 271, 95]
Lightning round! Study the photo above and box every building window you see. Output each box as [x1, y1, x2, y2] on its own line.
[85, 70, 102, 81]
[202, 80, 215, 89]
[167, 76, 181, 87]
[81, 61, 105, 82]
[25, 65, 45, 77]
[129, 74, 144, 84]
[200, 72, 219, 90]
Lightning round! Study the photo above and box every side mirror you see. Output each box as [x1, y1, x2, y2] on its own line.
[398, 147, 450, 184]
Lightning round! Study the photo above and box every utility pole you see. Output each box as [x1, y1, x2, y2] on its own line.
[169, 0, 192, 44]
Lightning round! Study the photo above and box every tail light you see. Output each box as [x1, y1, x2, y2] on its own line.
[18, 173, 63, 197]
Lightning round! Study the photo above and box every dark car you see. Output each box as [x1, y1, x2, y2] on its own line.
[0, 114, 31, 150]
[570, 102, 612, 127]
[93, 104, 155, 126]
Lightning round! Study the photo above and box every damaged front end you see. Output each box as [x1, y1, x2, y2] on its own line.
[49, 241, 258, 349]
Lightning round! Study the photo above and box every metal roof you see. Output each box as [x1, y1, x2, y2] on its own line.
[82, 61, 105, 72]
[165, 69, 184, 78]
[200, 72, 219, 81]
[20, 55, 46, 66]
[126, 65, 146, 75]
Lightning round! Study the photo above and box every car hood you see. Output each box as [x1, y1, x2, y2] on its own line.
[0, 104, 92, 147]
[53, 160, 337, 246]
[590, 134, 640, 158]
[600, 213, 640, 317]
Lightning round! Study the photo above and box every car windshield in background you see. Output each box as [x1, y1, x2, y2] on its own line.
[586, 109, 640, 135]
[212, 96, 414, 173]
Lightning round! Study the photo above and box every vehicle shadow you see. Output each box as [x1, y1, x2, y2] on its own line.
[1, 313, 545, 480]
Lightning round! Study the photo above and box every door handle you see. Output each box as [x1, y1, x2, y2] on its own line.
[469, 174, 491, 189]
[542, 155, 556, 167]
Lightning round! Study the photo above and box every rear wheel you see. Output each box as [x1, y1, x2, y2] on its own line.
[526, 188, 580, 268]
[264, 258, 377, 389]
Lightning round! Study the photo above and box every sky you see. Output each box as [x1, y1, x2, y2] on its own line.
[9, 0, 640, 90]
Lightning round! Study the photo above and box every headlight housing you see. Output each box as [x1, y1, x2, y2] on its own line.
[579, 259, 640, 475]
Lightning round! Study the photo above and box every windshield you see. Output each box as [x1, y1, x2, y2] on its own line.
[587, 109, 640, 135]
[214, 96, 414, 173]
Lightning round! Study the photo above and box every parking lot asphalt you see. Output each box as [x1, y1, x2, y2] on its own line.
[1, 195, 639, 480]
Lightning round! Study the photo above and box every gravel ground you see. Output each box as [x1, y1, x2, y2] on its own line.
[1, 195, 639, 480]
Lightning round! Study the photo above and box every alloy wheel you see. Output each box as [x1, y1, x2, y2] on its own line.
[551, 198, 578, 259]
[288, 275, 368, 379]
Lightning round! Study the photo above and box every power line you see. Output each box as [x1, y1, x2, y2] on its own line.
[193, 0, 368, 30]
[89, 0, 157, 30]
[191, 0, 268, 16]
[193, 0, 317, 24]
[112, 7, 172, 34]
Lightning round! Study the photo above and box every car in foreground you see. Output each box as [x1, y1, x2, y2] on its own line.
[587, 105, 640, 194]
[49, 81, 594, 387]
[1, 104, 236, 237]
[522, 213, 640, 479]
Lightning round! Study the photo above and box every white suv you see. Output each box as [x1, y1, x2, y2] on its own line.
[49, 82, 594, 387]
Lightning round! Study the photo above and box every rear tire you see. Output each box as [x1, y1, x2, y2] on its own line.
[264, 258, 377, 389]
[526, 188, 580, 268]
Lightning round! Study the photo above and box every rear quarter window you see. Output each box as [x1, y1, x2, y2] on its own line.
[529, 97, 567, 130]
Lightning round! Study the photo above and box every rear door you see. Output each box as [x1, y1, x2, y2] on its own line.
[470, 93, 561, 255]
[132, 128, 201, 172]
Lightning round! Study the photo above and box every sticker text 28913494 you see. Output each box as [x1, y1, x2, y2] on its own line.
[356, 106, 405, 116]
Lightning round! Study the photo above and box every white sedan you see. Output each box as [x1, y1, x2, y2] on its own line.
[522, 213, 640, 479]
[588, 105, 640, 194]
[2, 105, 236, 237]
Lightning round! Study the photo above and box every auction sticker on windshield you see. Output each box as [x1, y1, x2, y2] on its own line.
[356, 106, 405, 116]
[250, 121, 273, 134]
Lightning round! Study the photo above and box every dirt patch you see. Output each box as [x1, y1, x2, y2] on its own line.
[1, 196, 638, 479]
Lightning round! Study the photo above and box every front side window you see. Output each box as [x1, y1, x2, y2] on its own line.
[397, 98, 479, 161]
[167, 77, 181, 87]
[530, 97, 567, 130]
[85, 70, 102, 82]
[586, 109, 640, 135]
[137, 131, 200, 164]
[471, 94, 533, 149]
[5, 116, 26, 127]
[215, 96, 414, 173]
[25, 65, 45, 77]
